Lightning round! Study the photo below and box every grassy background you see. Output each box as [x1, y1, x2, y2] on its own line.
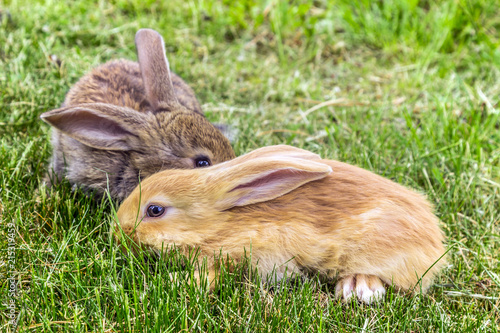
[1, 0, 499, 331]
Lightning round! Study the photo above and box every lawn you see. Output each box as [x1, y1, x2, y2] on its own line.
[1, 0, 499, 331]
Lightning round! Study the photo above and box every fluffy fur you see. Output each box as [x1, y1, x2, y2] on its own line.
[116, 145, 446, 303]
[41, 29, 235, 200]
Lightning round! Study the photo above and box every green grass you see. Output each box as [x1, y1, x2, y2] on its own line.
[1, 0, 499, 331]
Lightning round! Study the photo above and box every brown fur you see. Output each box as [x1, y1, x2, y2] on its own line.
[63, 59, 202, 113]
[40, 29, 235, 201]
[117, 145, 446, 303]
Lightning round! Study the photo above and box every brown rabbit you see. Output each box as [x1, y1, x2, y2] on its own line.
[116, 145, 446, 304]
[40, 29, 235, 201]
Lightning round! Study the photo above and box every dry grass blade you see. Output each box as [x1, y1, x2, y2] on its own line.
[297, 98, 370, 120]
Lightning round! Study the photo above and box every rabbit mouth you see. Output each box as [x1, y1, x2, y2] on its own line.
[144, 245, 206, 272]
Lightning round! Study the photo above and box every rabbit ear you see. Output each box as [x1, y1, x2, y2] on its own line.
[213, 157, 332, 210]
[237, 145, 322, 163]
[40, 103, 146, 151]
[135, 28, 179, 112]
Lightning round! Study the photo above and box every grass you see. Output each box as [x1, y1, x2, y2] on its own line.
[1, 0, 499, 331]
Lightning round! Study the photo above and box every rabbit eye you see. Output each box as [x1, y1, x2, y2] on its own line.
[194, 156, 211, 168]
[146, 205, 166, 218]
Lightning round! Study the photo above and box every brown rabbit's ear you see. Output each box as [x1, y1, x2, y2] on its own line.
[40, 103, 147, 151]
[135, 28, 179, 112]
[213, 157, 332, 211]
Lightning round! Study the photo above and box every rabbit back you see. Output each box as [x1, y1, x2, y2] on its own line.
[219, 159, 445, 291]
[63, 59, 202, 114]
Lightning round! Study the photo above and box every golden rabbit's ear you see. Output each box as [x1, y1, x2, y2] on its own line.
[236, 145, 322, 163]
[135, 28, 180, 112]
[212, 156, 332, 211]
[40, 103, 148, 151]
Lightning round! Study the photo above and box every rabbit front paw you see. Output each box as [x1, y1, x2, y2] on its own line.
[335, 274, 386, 304]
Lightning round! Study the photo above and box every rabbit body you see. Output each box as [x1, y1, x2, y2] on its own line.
[63, 59, 202, 114]
[117, 145, 446, 303]
[41, 29, 235, 201]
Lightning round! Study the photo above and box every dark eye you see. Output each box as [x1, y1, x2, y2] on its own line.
[194, 156, 211, 168]
[146, 205, 166, 218]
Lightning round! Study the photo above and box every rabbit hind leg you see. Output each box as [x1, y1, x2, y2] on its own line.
[335, 274, 386, 304]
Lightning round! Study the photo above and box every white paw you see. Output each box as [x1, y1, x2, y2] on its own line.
[335, 274, 386, 304]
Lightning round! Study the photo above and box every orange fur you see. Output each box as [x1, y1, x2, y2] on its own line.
[117, 145, 446, 302]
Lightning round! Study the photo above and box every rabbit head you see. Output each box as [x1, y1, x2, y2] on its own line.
[117, 147, 332, 246]
[41, 29, 235, 200]
[117, 145, 446, 303]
